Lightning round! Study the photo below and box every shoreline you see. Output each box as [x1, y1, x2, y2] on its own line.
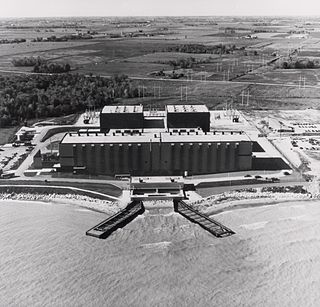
[189, 186, 318, 216]
[1, 190, 318, 217]
[0, 192, 124, 215]
[204, 197, 318, 217]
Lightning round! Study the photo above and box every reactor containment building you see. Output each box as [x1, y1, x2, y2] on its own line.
[59, 104, 253, 176]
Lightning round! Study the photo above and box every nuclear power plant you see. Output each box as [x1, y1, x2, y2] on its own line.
[59, 104, 253, 176]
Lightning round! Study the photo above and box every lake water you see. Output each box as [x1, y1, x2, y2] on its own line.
[1, 200, 320, 306]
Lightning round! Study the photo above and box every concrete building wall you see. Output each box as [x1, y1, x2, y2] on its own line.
[100, 113, 144, 132]
[151, 143, 161, 173]
[166, 112, 210, 132]
[59, 140, 252, 176]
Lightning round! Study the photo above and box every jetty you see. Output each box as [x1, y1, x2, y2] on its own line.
[86, 200, 144, 239]
[173, 200, 235, 238]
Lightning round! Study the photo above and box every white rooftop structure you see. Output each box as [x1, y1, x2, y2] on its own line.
[166, 105, 209, 113]
[161, 131, 250, 143]
[61, 130, 250, 145]
[101, 105, 143, 114]
[62, 132, 159, 144]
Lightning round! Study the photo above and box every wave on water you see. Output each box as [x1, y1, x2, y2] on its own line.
[240, 221, 268, 230]
[140, 241, 172, 250]
[3, 200, 320, 306]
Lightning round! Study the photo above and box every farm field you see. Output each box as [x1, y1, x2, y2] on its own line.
[1, 15, 320, 121]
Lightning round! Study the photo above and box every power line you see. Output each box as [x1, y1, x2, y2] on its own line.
[153, 84, 161, 98]
[180, 86, 188, 101]
[240, 89, 250, 106]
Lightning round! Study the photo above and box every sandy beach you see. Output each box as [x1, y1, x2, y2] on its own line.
[189, 186, 314, 216]
[0, 192, 125, 215]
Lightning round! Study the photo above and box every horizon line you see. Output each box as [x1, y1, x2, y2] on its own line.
[1, 14, 320, 19]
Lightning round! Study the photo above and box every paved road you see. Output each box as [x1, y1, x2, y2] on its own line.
[28, 176, 129, 189]
[10, 124, 129, 191]
[0, 68, 54, 76]
[99, 74, 320, 89]
[13, 126, 63, 177]
[196, 179, 307, 197]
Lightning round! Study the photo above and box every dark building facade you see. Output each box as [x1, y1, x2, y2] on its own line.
[166, 105, 210, 132]
[59, 131, 252, 176]
[100, 105, 144, 132]
[100, 104, 211, 132]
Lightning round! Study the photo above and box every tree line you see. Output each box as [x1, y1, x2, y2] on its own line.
[159, 56, 214, 69]
[12, 56, 71, 73]
[0, 74, 139, 127]
[0, 38, 26, 45]
[31, 33, 93, 43]
[33, 63, 71, 73]
[281, 58, 319, 69]
[12, 56, 46, 67]
[162, 43, 243, 55]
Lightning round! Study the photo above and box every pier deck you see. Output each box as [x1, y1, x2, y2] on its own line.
[173, 200, 235, 238]
[86, 200, 145, 239]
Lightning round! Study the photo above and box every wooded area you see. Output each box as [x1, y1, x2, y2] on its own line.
[162, 43, 243, 54]
[0, 74, 138, 127]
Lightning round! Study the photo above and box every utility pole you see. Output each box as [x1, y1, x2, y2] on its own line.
[246, 89, 250, 106]
[142, 86, 146, 98]
[241, 90, 245, 106]
[240, 89, 250, 106]
[180, 86, 188, 101]
[298, 76, 306, 89]
[185, 86, 188, 102]
[153, 84, 161, 98]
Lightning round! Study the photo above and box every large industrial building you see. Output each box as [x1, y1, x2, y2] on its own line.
[99, 104, 210, 132]
[166, 105, 210, 132]
[100, 105, 144, 132]
[59, 104, 253, 176]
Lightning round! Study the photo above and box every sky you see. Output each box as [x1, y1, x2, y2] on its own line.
[1, 0, 320, 18]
